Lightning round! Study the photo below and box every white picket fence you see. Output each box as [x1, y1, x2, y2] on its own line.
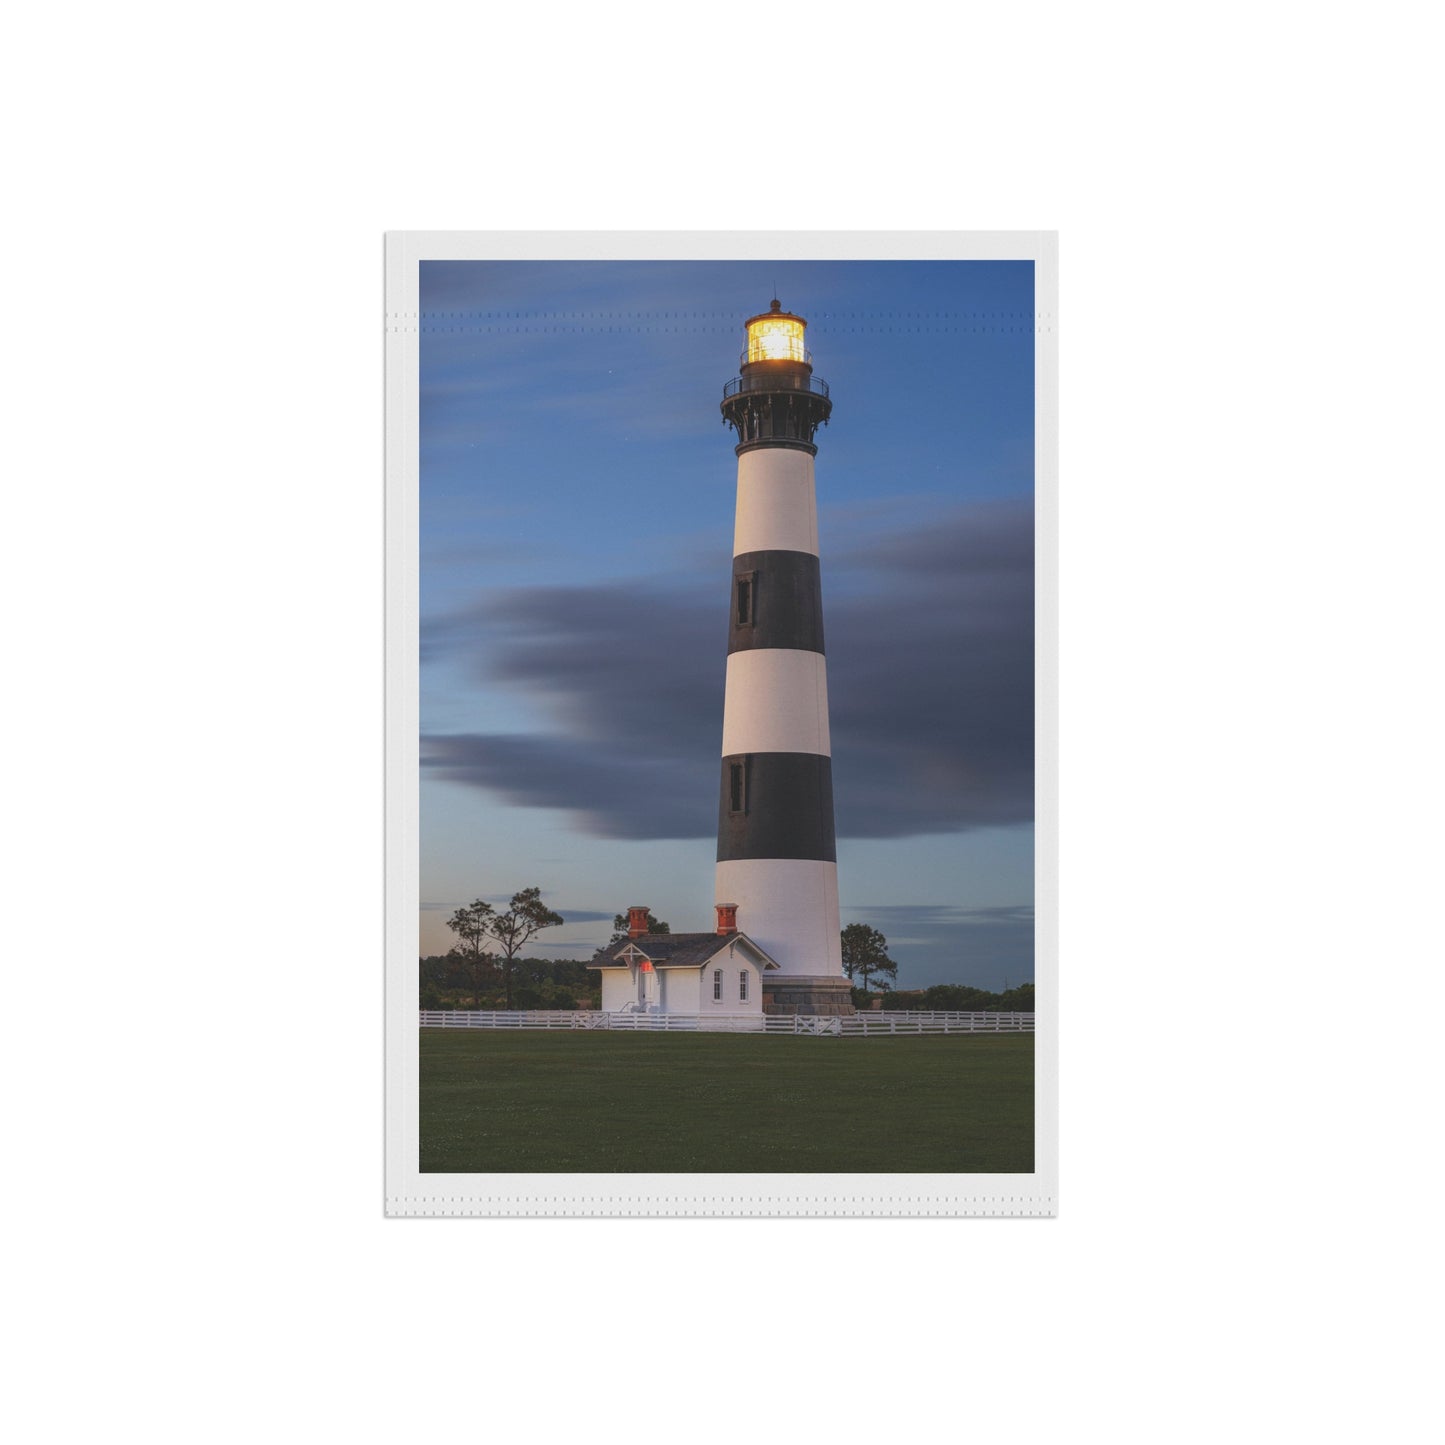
[418, 1010, 1033, 1036]
[836, 1012, 1033, 1036]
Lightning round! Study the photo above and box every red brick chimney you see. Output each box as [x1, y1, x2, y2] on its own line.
[627, 905, 650, 939]
[715, 903, 738, 936]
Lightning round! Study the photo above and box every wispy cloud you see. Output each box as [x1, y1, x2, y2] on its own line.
[845, 903, 1035, 931]
[418, 898, 615, 923]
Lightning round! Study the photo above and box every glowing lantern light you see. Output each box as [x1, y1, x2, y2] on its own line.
[745, 300, 807, 364]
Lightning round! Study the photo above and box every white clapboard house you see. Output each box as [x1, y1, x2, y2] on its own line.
[588, 905, 779, 1017]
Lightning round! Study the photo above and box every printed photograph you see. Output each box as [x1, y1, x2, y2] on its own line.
[417, 258, 1036, 1172]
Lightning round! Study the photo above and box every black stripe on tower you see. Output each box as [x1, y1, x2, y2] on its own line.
[728, 550, 825, 655]
[716, 753, 837, 862]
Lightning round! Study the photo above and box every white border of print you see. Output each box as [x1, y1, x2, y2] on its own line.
[384, 231, 1058, 1217]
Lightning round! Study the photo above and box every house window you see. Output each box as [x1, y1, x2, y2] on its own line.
[713, 969, 723, 1001]
[739, 971, 749, 1002]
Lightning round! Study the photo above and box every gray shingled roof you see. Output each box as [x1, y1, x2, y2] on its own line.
[589, 932, 779, 970]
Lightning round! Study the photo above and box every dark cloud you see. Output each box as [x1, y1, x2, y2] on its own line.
[422, 499, 1033, 841]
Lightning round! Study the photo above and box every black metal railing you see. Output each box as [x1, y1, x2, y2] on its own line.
[723, 371, 830, 401]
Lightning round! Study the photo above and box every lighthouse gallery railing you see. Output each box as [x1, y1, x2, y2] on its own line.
[722, 371, 830, 401]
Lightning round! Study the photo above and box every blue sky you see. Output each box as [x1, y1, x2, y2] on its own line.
[419, 259, 1035, 989]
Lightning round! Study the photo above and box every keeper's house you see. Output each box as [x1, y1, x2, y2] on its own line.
[589, 905, 779, 1018]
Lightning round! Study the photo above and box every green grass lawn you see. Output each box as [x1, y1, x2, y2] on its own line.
[420, 1030, 1033, 1173]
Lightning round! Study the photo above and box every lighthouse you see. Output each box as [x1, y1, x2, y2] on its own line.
[716, 301, 853, 1016]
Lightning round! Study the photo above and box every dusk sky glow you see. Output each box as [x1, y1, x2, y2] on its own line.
[419, 259, 1035, 990]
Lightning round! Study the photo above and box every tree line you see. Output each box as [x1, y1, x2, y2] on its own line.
[424, 889, 1033, 1012]
[869, 982, 1036, 1013]
[419, 954, 599, 1011]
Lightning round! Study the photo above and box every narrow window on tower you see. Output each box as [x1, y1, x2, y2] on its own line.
[735, 570, 757, 627]
[728, 760, 748, 814]
[713, 969, 723, 1002]
[739, 971, 749, 1002]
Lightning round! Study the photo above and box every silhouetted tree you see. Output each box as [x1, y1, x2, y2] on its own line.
[445, 901, 501, 1007]
[481, 887, 565, 1008]
[840, 923, 897, 993]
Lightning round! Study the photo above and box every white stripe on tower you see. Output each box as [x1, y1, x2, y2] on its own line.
[721, 650, 830, 757]
[714, 857, 843, 981]
[732, 447, 820, 556]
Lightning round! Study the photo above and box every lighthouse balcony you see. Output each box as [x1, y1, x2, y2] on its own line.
[723, 369, 829, 401]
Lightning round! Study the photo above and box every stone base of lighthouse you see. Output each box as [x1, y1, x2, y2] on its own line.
[761, 976, 856, 1017]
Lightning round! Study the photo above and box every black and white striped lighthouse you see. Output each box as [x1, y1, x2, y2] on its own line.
[716, 301, 853, 1016]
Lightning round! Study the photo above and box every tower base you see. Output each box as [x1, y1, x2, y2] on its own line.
[762, 976, 856, 1017]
